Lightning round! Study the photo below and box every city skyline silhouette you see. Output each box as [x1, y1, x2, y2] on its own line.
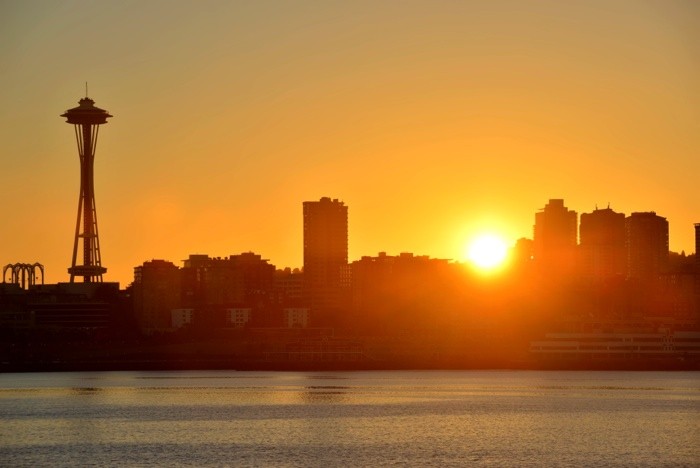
[1, 1, 698, 287]
[2, 4, 699, 466]
[2, 191, 697, 371]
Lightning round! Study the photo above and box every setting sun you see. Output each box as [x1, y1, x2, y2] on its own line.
[466, 234, 509, 271]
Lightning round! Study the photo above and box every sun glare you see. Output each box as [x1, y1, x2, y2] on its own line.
[466, 234, 508, 271]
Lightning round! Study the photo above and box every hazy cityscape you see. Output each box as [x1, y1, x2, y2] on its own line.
[2, 110, 699, 370]
[1, 96, 699, 370]
[2, 2, 699, 466]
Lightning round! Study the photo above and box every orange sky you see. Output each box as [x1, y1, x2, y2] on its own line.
[1, 0, 698, 286]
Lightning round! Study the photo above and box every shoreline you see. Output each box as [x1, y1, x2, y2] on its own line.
[3, 356, 699, 373]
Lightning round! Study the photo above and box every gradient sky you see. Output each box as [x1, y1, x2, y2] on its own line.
[1, 0, 698, 285]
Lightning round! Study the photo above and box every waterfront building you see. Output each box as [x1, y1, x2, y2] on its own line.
[533, 199, 578, 273]
[579, 207, 626, 282]
[226, 307, 252, 328]
[284, 307, 310, 328]
[274, 268, 305, 306]
[171, 308, 194, 329]
[132, 259, 181, 333]
[658, 268, 698, 320]
[696, 223, 700, 292]
[303, 197, 349, 320]
[530, 326, 700, 361]
[180, 253, 275, 307]
[350, 252, 458, 334]
[625, 212, 669, 281]
[0, 282, 121, 330]
[511, 238, 534, 265]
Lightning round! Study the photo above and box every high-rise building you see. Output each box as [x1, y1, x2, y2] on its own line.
[511, 238, 534, 265]
[533, 199, 578, 272]
[625, 212, 669, 281]
[695, 223, 700, 271]
[579, 207, 626, 281]
[132, 259, 181, 332]
[303, 197, 348, 316]
[694, 223, 700, 297]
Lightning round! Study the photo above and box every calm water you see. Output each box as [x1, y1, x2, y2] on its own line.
[0, 370, 698, 467]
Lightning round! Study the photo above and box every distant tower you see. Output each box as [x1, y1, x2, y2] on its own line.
[695, 223, 700, 289]
[61, 96, 112, 282]
[303, 197, 349, 316]
[533, 199, 578, 272]
[695, 223, 700, 268]
[625, 212, 668, 281]
[579, 207, 626, 281]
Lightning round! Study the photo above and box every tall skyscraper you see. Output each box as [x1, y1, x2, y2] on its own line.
[579, 207, 626, 281]
[695, 223, 700, 270]
[533, 199, 578, 272]
[694, 223, 700, 297]
[625, 212, 669, 281]
[61, 96, 112, 283]
[303, 197, 348, 316]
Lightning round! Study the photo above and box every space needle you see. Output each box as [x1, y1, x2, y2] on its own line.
[61, 93, 112, 283]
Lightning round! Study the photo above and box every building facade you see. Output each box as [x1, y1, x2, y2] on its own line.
[350, 252, 459, 334]
[579, 207, 626, 282]
[132, 259, 181, 333]
[695, 223, 700, 273]
[274, 268, 304, 306]
[180, 253, 275, 307]
[695, 223, 700, 301]
[303, 197, 349, 319]
[625, 212, 669, 281]
[533, 199, 578, 273]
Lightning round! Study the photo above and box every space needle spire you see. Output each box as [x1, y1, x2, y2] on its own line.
[61, 94, 112, 283]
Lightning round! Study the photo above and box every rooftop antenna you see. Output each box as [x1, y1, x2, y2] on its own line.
[85, 81, 88, 98]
